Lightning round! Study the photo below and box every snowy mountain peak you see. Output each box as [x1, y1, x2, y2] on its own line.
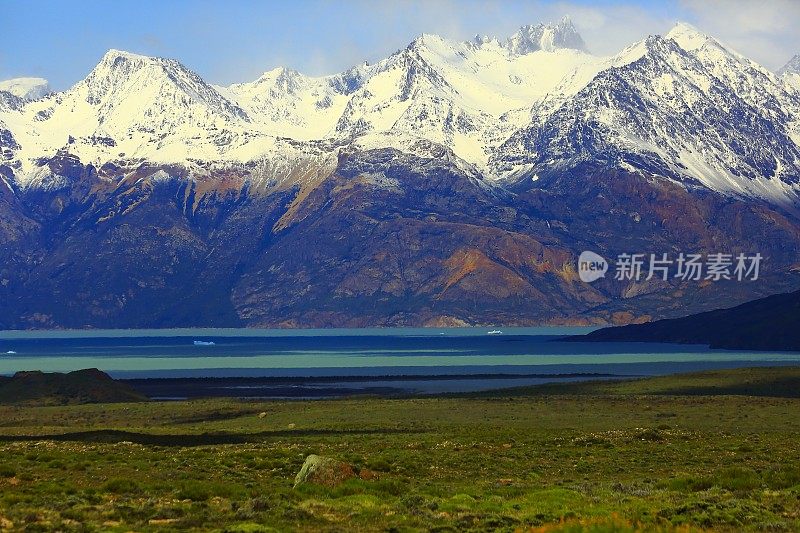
[250, 67, 305, 93]
[78, 48, 247, 121]
[256, 66, 299, 80]
[88, 48, 197, 85]
[778, 54, 800, 76]
[505, 17, 587, 55]
[101, 48, 150, 62]
[88, 49, 177, 86]
[0, 77, 52, 101]
[407, 33, 455, 54]
[666, 22, 714, 52]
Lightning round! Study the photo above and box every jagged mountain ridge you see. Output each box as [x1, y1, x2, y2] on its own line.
[2, 19, 798, 208]
[504, 17, 587, 55]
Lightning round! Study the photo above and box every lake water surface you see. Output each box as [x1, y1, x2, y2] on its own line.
[2, 327, 799, 398]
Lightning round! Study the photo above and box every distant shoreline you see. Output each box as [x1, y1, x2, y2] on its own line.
[0, 326, 598, 339]
[123, 372, 627, 400]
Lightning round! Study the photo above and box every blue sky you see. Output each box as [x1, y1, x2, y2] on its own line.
[2, 0, 799, 90]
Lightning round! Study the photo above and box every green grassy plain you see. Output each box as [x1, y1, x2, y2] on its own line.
[0, 367, 799, 532]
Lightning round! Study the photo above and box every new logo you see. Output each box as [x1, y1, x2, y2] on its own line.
[578, 251, 608, 283]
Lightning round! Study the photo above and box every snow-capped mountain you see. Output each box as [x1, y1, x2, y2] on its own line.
[336, 26, 593, 169]
[215, 17, 593, 169]
[493, 23, 800, 208]
[0, 77, 51, 101]
[2, 49, 263, 183]
[1, 19, 799, 209]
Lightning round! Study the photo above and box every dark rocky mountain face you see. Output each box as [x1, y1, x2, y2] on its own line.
[2, 148, 799, 329]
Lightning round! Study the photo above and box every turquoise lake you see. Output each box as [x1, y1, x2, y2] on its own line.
[1, 328, 798, 397]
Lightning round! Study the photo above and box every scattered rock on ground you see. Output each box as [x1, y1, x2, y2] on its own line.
[293, 455, 380, 487]
[294, 455, 356, 487]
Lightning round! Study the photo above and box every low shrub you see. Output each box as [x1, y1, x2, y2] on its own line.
[102, 478, 141, 495]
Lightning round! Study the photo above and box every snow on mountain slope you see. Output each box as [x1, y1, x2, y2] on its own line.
[778, 55, 800, 76]
[492, 23, 800, 207]
[667, 23, 794, 115]
[213, 18, 595, 171]
[176, 18, 588, 174]
[0, 77, 51, 101]
[780, 54, 800, 92]
[218, 66, 360, 140]
[220, 16, 590, 138]
[332, 19, 595, 170]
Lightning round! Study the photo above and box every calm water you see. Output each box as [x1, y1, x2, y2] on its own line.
[1, 327, 799, 397]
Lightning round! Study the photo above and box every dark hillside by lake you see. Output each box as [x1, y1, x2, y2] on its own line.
[573, 289, 800, 351]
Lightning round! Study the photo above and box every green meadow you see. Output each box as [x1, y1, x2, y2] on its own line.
[0, 367, 799, 532]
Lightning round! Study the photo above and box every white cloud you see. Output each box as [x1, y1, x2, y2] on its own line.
[194, 0, 800, 82]
[680, 0, 797, 33]
[558, 3, 674, 56]
[679, 0, 800, 69]
[10, 0, 796, 87]
[361, 0, 800, 71]
[346, 0, 676, 61]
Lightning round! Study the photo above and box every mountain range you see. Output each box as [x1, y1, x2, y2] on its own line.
[1, 18, 800, 329]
